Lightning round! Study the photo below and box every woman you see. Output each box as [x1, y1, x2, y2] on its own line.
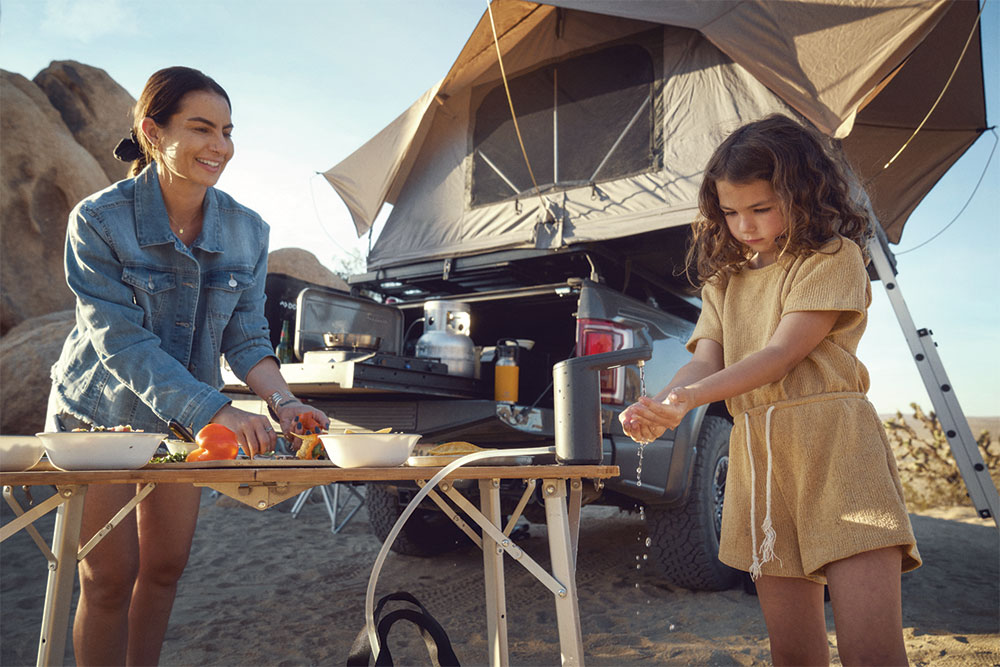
[46, 66, 328, 665]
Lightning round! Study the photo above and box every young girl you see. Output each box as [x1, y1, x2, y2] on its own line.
[47, 67, 328, 665]
[620, 114, 920, 666]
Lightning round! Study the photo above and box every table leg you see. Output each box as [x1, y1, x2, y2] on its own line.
[543, 479, 584, 667]
[37, 485, 86, 667]
[479, 478, 509, 667]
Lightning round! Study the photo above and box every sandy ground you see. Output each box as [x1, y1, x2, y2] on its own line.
[1, 482, 997, 667]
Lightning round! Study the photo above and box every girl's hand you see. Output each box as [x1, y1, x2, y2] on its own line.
[274, 401, 329, 438]
[210, 404, 277, 459]
[619, 389, 693, 443]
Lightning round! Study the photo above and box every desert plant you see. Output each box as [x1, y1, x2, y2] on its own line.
[884, 403, 999, 510]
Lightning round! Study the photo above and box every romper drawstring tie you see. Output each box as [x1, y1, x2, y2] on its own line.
[745, 405, 780, 580]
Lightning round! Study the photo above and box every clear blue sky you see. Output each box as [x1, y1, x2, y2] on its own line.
[2, 0, 997, 416]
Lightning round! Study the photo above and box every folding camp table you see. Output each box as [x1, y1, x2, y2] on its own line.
[1, 462, 617, 667]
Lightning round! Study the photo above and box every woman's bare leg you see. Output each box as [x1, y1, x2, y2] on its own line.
[754, 574, 830, 666]
[73, 485, 140, 666]
[825, 546, 908, 666]
[126, 483, 202, 666]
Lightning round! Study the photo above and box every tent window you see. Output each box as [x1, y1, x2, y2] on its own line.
[471, 43, 656, 207]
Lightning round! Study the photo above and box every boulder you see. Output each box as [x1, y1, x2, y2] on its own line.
[267, 248, 350, 292]
[0, 310, 75, 435]
[33, 61, 135, 183]
[0, 70, 110, 335]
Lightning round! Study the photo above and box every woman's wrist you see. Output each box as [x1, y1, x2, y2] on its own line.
[265, 389, 297, 412]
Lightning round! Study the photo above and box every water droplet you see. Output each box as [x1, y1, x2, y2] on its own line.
[644, 537, 652, 548]
[636, 481, 642, 487]
[642, 554, 648, 560]
[635, 564, 641, 570]
[669, 624, 676, 631]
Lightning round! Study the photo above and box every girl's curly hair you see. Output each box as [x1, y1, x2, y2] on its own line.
[686, 114, 872, 286]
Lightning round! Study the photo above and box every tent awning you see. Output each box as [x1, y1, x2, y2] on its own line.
[323, 0, 985, 253]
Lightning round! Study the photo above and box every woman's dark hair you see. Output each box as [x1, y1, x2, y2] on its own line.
[686, 114, 872, 285]
[127, 66, 231, 176]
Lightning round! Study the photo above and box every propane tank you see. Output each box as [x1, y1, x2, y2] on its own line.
[415, 300, 475, 377]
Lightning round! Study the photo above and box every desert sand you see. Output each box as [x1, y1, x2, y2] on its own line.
[1, 480, 997, 666]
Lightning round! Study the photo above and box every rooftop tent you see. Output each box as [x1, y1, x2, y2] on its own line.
[322, 0, 986, 270]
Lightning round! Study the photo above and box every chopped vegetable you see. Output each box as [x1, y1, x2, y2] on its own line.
[150, 452, 187, 464]
[289, 412, 328, 459]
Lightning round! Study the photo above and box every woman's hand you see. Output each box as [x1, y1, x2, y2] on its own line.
[209, 404, 277, 459]
[274, 401, 330, 438]
[619, 388, 694, 443]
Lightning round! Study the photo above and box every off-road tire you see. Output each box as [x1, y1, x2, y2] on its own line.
[366, 483, 466, 556]
[646, 415, 740, 591]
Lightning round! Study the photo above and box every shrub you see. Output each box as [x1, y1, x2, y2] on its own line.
[884, 403, 999, 510]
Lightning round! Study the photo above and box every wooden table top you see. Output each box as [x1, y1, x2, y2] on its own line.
[0, 463, 620, 486]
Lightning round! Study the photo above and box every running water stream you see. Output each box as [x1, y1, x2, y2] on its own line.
[631, 360, 674, 629]
[634, 361, 650, 599]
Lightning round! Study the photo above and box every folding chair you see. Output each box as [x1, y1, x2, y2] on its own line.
[290, 483, 366, 534]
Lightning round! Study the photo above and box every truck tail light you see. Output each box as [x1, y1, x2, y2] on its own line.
[576, 318, 633, 405]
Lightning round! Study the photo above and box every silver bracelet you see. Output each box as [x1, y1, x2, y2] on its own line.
[265, 390, 296, 412]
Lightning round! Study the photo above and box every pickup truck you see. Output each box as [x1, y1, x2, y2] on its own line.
[228, 226, 739, 592]
[226, 0, 984, 594]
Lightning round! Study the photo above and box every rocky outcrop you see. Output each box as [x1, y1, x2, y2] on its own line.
[267, 248, 350, 292]
[33, 61, 135, 183]
[0, 310, 75, 435]
[0, 70, 110, 336]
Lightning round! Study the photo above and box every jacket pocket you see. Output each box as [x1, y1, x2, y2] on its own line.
[204, 269, 254, 322]
[122, 265, 177, 294]
[122, 264, 177, 324]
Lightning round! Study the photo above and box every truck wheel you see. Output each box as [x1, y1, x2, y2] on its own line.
[646, 415, 740, 591]
[366, 483, 466, 556]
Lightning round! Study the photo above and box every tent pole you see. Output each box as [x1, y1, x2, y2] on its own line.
[867, 234, 999, 527]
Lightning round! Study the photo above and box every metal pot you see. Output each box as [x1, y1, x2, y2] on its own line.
[323, 332, 382, 352]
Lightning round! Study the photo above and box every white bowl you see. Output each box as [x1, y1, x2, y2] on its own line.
[164, 439, 199, 456]
[319, 433, 421, 468]
[35, 432, 167, 471]
[0, 435, 46, 472]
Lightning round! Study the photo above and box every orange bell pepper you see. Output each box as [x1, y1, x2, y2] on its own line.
[186, 424, 240, 462]
[291, 412, 327, 459]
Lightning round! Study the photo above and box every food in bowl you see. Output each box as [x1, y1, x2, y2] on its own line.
[319, 432, 421, 468]
[164, 439, 200, 456]
[35, 431, 166, 471]
[0, 435, 46, 472]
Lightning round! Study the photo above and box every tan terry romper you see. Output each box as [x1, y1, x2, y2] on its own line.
[688, 237, 921, 583]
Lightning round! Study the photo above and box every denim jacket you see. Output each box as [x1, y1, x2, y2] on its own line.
[49, 164, 276, 433]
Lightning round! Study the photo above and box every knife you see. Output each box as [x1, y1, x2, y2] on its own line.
[168, 420, 196, 443]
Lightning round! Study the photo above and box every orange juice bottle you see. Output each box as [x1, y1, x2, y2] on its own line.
[494, 339, 520, 403]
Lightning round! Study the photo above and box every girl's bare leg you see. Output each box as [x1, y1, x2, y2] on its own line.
[126, 483, 202, 666]
[74, 485, 140, 666]
[825, 546, 908, 666]
[754, 574, 830, 666]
